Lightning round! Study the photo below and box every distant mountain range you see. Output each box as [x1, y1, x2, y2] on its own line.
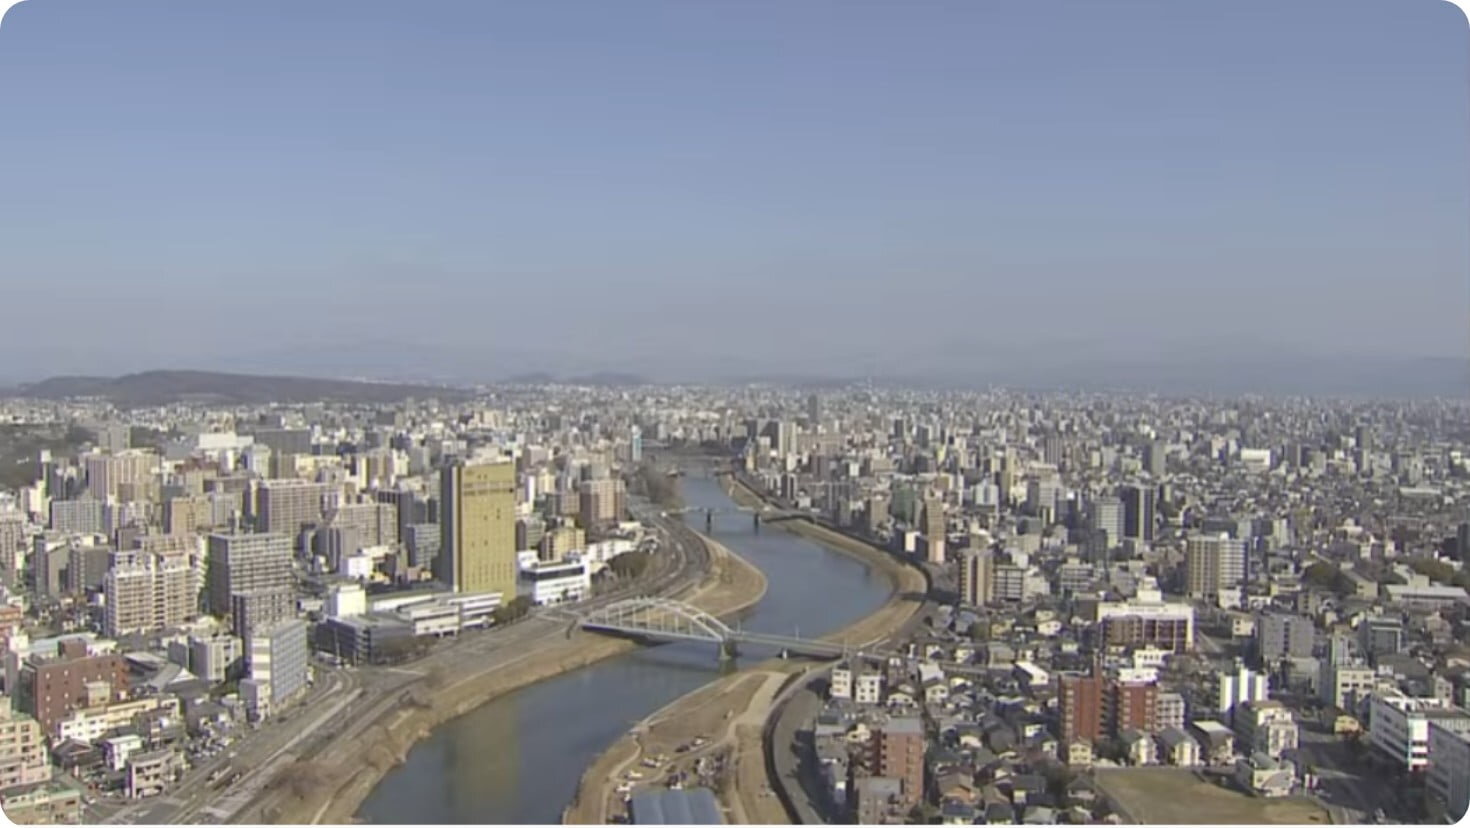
[1, 353, 1464, 403]
[502, 371, 650, 387]
[1, 370, 471, 406]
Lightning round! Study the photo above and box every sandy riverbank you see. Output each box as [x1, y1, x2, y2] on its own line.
[250, 532, 767, 825]
[566, 474, 927, 824]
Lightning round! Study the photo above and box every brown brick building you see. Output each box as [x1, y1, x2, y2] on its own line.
[871, 717, 926, 809]
[1060, 671, 1158, 744]
[16, 639, 128, 732]
[1100, 614, 1192, 653]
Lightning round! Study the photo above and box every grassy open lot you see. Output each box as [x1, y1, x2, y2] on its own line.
[1096, 768, 1330, 825]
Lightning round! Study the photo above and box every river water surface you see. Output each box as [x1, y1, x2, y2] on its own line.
[356, 471, 890, 824]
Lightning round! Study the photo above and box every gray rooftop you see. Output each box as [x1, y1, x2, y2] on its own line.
[629, 788, 724, 825]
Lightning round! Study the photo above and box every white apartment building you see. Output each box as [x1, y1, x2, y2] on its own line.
[518, 558, 591, 605]
[53, 697, 176, 744]
[1235, 700, 1299, 759]
[1218, 663, 1269, 724]
[1428, 719, 1470, 822]
[1368, 691, 1470, 772]
[830, 664, 853, 700]
[104, 550, 198, 637]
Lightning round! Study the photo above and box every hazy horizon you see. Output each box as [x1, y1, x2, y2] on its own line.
[1, 0, 1466, 388]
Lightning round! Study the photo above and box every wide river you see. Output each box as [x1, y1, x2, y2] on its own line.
[356, 470, 891, 824]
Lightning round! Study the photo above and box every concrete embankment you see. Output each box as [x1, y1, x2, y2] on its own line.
[566, 473, 928, 825]
[255, 532, 767, 826]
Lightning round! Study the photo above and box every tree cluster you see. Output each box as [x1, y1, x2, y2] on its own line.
[607, 550, 652, 580]
[492, 595, 534, 626]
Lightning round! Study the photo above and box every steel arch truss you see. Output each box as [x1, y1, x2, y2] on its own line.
[579, 597, 735, 643]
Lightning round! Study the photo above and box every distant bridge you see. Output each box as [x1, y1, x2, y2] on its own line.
[576, 597, 886, 661]
[663, 504, 806, 527]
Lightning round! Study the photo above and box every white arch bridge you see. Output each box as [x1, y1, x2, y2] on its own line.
[573, 597, 883, 661]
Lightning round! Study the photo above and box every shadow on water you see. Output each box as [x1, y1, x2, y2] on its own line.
[357, 471, 892, 825]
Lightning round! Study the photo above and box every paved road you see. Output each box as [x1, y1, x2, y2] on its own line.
[93, 665, 360, 825]
[1293, 720, 1390, 824]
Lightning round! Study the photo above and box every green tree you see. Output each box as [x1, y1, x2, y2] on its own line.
[608, 551, 651, 580]
[492, 595, 534, 625]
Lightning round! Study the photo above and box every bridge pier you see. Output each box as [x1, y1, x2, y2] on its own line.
[753, 512, 761, 532]
[706, 508, 714, 531]
[718, 639, 739, 662]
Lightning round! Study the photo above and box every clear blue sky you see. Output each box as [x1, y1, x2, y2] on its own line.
[0, 0, 1466, 381]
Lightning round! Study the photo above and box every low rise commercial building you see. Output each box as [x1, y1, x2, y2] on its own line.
[1320, 663, 1376, 710]
[1234, 700, 1299, 759]
[518, 558, 591, 605]
[1235, 752, 1295, 797]
[0, 781, 82, 824]
[52, 696, 177, 745]
[125, 749, 179, 799]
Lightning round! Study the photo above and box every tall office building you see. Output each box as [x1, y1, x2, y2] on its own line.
[256, 479, 332, 541]
[923, 497, 946, 563]
[82, 450, 158, 500]
[1186, 533, 1246, 600]
[1120, 484, 1156, 542]
[48, 498, 105, 535]
[0, 512, 26, 583]
[205, 533, 292, 617]
[959, 547, 993, 607]
[774, 420, 798, 456]
[252, 428, 312, 457]
[578, 478, 626, 527]
[405, 523, 441, 568]
[1089, 496, 1123, 557]
[437, 460, 517, 596]
[1143, 441, 1166, 477]
[375, 487, 424, 544]
[806, 394, 822, 424]
[231, 589, 296, 642]
[103, 549, 199, 637]
[1354, 424, 1374, 453]
[242, 618, 309, 721]
[1042, 434, 1064, 467]
[629, 426, 643, 464]
[163, 495, 214, 536]
[1026, 476, 1062, 522]
[1256, 612, 1316, 663]
[320, 502, 397, 549]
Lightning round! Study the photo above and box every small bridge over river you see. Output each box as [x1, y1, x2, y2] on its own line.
[572, 597, 889, 661]
[663, 504, 806, 529]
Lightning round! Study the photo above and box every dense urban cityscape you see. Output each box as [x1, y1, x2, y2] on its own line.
[0, 379, 1465, 825]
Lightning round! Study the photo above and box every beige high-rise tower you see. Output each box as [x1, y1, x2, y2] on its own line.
[438, 460, 517, 597]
